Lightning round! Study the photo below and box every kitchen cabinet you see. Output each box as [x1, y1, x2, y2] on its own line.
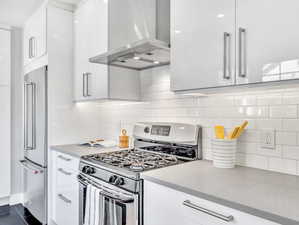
[0, 29, 11, 199]
[73, 0, 141, 102]
[52, 151, 79, 225]
[23, 2, 47, 66]
[171, 0, 299, 92]
[236, 0, 299, 85]
[171, 0, 236, 91]
[74, 0, 108, 101]
[144, 181, 280, 225]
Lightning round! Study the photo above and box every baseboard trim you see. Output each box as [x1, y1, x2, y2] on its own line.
[10, 193, 24, 205]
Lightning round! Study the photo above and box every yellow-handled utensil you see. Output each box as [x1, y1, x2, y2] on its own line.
[214, 125, 225, 139]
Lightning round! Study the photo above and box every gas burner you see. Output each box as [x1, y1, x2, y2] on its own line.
[82, 149, 182, 172]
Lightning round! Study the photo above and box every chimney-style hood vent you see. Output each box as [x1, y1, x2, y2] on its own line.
[89, 0, 170, 71]
[89, 39, 170, 71]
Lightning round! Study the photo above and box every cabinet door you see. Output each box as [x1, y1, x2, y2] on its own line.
[171, 0, 236, 91]
[23, 4, 47, 66]
[73, 0, 108, 102]
[144, 181, 280, 225]
[236, 0, 299, 84]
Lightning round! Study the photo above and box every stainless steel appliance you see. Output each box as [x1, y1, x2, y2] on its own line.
[20, 66, 48, 225]
[78, 122, 201, 225]
[89, 0, 170, 71]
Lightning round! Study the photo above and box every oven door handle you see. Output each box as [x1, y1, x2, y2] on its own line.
[100, 190, 134, 204]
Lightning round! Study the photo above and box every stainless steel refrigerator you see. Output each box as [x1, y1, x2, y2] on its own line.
[20, 66, 47, 224]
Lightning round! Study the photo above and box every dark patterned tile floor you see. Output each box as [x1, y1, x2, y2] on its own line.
[0, 205, 42, 225]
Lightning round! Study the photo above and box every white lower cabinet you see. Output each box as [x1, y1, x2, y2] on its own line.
[144, 181, 280, 225]
[52, 152, 79, 225]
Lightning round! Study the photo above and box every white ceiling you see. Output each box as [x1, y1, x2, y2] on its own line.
[0, 0, 80, 27]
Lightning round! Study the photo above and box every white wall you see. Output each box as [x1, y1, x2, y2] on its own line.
[93, 66, 299, 176]
[10, 28, 24, 196]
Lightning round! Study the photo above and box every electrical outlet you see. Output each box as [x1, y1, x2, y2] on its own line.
[260, 129, 275, 149]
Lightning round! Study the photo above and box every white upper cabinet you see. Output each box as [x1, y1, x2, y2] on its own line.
[73, 0, 108, 102]
[236, 0, 299, 84]
[171, 0, 236, 91]
[0, 29, 11, 85]
[73, 0, 141, 102]
[23, 3, 47, 66]
[171, 0, 299, 92]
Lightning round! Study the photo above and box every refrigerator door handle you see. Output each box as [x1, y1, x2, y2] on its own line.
[24, 82, 37, 150]
[20, 160, 44, 174]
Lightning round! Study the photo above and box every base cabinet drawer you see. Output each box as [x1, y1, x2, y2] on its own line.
[144, 181, 281, 225]
[55, 189, 79, 225]
[52, 151, 80, 225]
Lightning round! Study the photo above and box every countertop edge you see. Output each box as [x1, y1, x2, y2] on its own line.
[142, 175, 298, 225]
[50, 145, 82, 158]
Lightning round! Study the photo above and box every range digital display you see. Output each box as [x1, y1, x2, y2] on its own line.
[151, 125, 171, 136]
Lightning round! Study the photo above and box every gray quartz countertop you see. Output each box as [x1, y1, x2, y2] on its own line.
[51, 144, 128, 158]
[141, 160, 299, 225]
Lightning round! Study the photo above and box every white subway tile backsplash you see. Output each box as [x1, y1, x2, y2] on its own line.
[256, 119, 282, 130]
[282, 146, 299, 160]
[268, 157, 297, 175]
[98, 66, 299, 176]
[276, 132, 297, 145]
[257, 94, 282, 105]
[282, 119, 299, 131]
[269, 105, 297, 118]
[236, 153, 268, 170]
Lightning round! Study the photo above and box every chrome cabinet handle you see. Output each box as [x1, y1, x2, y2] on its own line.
[86, 72, 91, 97]
[58, 168, 72, 175]
[29, 37, 36, 58]
[19, 160, 43, 174]
[58, 168, 72, 176]
[82, 73, 87, 97]
[58, 194, 72, 204]
[58, 155, 72, 161]
[223, 32, 231, 80]
[183, 200, 234, 222]
[24, 82, 36, 150]
[238, 28, 247, 78]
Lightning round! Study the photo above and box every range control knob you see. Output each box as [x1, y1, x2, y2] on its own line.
[83, 166, 95, 175]
[144, 126, 150, 133]
[109, 175, 118, 184]
[114, 177, 125, 186]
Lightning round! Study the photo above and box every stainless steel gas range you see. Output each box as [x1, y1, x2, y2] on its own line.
[78, 122, 201, 225]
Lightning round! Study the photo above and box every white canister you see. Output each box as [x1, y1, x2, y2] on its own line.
[211, 138, 237, 168]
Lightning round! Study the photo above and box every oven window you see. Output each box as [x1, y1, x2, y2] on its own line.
[104, 197, 126, 225]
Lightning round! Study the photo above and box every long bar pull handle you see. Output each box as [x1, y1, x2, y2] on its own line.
[28, 38, 32, 59]
[223, 32, 231, 80]
[32, 82, 36, 150]
[58, 155, 72, 161]
[86, 72, 91, 97]
[58, 194, 72, 204]
[238, 28, 247, 78]
[24, 82, 36, 150]
[183, 200, 234, 222]
[82, 73, 86, 97]
[58, 168, 72, 176]
[19, 160, 43, 174]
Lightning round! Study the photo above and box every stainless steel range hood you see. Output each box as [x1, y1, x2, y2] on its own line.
[89, 0, 170, 71]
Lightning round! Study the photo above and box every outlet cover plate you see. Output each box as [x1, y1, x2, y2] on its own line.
[260, 129, 275, 149]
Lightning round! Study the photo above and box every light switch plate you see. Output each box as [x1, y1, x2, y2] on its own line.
[260, 129, 275, 149]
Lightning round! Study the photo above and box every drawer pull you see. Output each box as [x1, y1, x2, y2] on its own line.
[183, 200, 234, 222]
[58, 155, 72, 162]
[58, 194, 72, 204]
[58, 168, 72, 176]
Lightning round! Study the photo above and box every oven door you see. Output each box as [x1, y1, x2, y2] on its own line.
[78, 175, 139, 225]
